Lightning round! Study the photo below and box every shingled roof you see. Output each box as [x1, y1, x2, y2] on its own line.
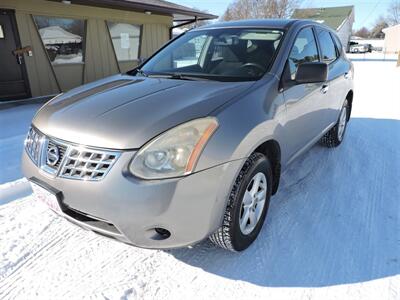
[49, 0, 218, 21]
[291, 6, 354, 30]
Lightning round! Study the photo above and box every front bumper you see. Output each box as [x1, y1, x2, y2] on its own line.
[22, 149, 244, 249]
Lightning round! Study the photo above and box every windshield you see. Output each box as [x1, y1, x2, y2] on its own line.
[138, 28, 285, 82]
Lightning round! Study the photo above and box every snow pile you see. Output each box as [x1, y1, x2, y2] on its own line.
[0, 61, 399, 300]
[0, 178, 30, 206]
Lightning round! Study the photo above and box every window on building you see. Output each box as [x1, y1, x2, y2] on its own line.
[33, 16, 85, 64]
[0, 25, 4, 39]
[316, 29, 338, 62]
[107, 22, 141, 62]
[288, 27, 319, 80]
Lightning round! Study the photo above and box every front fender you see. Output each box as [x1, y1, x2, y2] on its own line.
[195, 77, 286, 171]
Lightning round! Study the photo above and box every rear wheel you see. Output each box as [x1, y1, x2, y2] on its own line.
[320, 100, 349, 147]
[209, 152, 272, 251]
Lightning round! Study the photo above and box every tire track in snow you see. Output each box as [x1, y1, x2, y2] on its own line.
[0, 217, 81, 298]
[0, 197, 168, 299]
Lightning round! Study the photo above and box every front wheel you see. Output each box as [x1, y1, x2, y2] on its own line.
[320, 100, 349, 147]
[209, 152, 272, 251]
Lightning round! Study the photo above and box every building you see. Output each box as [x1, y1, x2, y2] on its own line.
[0, 0, 216, 102]
[382, 24, 400, 53]
[292, 6, 355, 51]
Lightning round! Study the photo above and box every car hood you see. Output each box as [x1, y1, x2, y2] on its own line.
[33, 74, 254, 149]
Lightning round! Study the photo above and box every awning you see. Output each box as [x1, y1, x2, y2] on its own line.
[47, 0, 218, 21]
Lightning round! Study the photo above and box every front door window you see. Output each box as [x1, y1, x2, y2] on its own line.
[288, 27, 319, 80]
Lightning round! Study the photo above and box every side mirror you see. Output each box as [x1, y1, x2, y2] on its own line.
[295, 62, 328, 84]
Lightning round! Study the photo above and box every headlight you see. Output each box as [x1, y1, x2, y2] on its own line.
[129, 117, 218, 179]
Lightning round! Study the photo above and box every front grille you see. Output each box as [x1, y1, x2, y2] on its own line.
[59, 147, 119, 181]
[25, 127, 42, 165]
[46, 140, 67, 170]
[25, 127, 120, 181]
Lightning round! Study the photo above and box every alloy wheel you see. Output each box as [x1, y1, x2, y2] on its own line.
[338, 106, 347, 141]
[239, 172, 267, 235]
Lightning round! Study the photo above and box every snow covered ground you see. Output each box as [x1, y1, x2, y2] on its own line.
[0, 104, 41, 205]
[0, 60, 399, 300]
[347, 52, 399, 61]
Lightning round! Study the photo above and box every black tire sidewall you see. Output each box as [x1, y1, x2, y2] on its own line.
[230, 155, 273, 251]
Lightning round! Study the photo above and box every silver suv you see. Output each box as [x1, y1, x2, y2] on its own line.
[22, 19, 354, 251]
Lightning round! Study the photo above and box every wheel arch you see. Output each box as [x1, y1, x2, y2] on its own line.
[253, 139, 281, 195]
[345, 90, 353, 121]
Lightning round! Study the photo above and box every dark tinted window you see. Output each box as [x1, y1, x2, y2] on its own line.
[317, 29, 338, 62]
[288, 27, 319, 80]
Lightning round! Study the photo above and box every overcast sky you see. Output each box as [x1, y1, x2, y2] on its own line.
[169, 0, 393, 29]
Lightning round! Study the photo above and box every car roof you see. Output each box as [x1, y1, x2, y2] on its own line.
[193, 19, 309, 31]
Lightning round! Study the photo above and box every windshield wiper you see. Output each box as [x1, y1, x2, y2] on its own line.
[147, 72, 211, 81]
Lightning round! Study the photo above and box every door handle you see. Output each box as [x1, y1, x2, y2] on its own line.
[344, 72, 350, 79]
[321, 84, 329, 94]
[16, 54, 23, 65]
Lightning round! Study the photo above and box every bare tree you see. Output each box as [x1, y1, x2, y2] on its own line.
[353, 27, 370, 38]
[387, 0, 400, 25]
[221, 0, 258, 20]
[370, 16, 389, 38]
[221, 0, 301, 21]
[259, 0, 301, 18]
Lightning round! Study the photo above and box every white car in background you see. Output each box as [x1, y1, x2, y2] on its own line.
[349, 44, 368, 53]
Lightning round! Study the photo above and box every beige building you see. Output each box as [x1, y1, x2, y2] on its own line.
[383, 24, 400, 54]
[0, 0, 216, 101]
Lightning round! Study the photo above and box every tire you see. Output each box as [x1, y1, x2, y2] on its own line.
[320, 100, 349, 148]
[209, 152, 273, 252]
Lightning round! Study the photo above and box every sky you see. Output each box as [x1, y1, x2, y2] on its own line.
[169, 0, 393, 30]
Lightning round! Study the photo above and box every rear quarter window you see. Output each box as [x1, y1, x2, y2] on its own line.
[331, 33, 343, 55]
